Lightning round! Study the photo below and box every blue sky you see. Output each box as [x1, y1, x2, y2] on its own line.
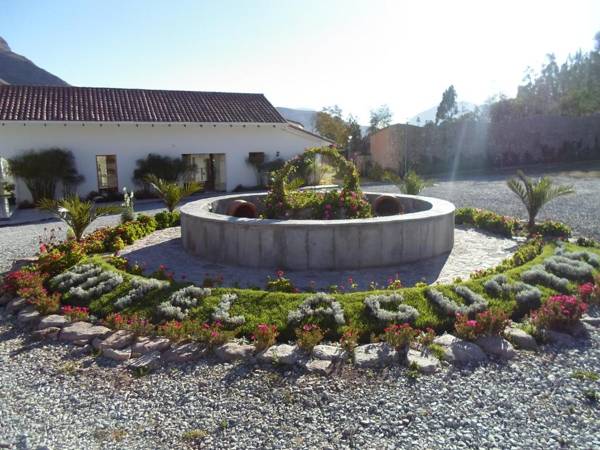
[2, 0, 600, 123]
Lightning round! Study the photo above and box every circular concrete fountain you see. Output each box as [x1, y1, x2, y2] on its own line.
[180, 192, 455, 270]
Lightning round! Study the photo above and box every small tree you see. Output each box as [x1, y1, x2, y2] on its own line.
[506, 170, 575, 229]
[145, 175, 201, 212]
[8, 148, 83, 202]
[38, 196, 122, 241]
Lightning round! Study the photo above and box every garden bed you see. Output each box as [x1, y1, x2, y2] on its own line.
[2, 202, 599, 375]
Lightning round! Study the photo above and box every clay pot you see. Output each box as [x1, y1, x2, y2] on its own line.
[372, 195, 403, 216]
[227, 200, 258, 218]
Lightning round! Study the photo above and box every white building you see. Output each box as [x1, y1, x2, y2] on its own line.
[0, 85, 332, 203]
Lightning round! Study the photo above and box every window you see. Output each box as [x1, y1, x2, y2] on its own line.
[96, 155, 118, 192]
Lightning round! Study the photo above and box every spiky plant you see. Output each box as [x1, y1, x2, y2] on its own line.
[506, 170, 575, 229]
[383, 170, 429, 195]
[38, 196, 122, 241]
[145, 175, 201, 212]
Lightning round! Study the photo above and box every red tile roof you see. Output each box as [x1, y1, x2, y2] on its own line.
[0, 85, 287, 123]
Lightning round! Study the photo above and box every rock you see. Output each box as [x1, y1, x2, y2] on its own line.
[433, 334, 487, 364]
[161, 342, 205, 364]
[131, 337, 171, 355]
[564, 321, 589, 338]
[581, 315, 600, 327]
[37, 314, 70, 330]
[70, 344, 92, 356]
[304, 359, 335, 375]
[102, 347, 131, 362]
[32, 327, 61, 341]
[16, 306, 40, 326]
[353, 343, 398, 368]
[312, 344, 348, 361]
[94, 330, 135, 350]
[543, 329, 576, 347]
[258, 344, 303, 365]
[475, 335, 516, 359]
[0, 293, 13, 306]
[127, 351, 162, 371]
[214, 342, 255, 362]
[406, 349, 440, 374]
[6, 297, 27, 315]
[59, 322, 112, 344]
[504, 326, 538, 351]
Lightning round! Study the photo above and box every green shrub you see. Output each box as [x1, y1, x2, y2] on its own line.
[455, 207, 517, 237]
[8, 148, 83, 202]
[455, 207, 478, 225]
[534, 220, 572, 238]
[154, 211, 180, 229]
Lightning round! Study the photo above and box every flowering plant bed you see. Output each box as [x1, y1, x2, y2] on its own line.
[3, 237, 599, 349]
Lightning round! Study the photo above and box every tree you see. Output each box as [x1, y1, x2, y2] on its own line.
[368, 105, 392, 134]
[8, 148, 84, 202]
[145, 175, 202, 212]
[435, 85, 458, 124]
[346, 115, 363, 154]
[314, 105, 351, 147]
[506, 170, 575, 229]
[38, 196, 122, 241]
[133, 153, 194, 189]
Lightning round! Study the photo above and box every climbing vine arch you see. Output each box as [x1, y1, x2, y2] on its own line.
[269, 146, 361, 203]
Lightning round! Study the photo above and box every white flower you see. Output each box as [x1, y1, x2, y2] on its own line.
[364, 293, 419, 323]
[287, 292, 345, 325]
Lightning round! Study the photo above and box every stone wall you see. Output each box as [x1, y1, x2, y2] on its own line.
[369, 114, 600, 174]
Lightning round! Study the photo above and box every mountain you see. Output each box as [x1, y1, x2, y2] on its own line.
[0, 36, 69, 86]
[408, 101, 477, 126]
[276, 107, 318, 131]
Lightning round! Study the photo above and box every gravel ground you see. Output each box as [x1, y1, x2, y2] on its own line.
[369, 163, 600, 241]
[1, 308, 599, 450]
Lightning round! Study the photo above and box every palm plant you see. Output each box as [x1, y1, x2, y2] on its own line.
[38, 196, 123, 241]
[383, 169, 430, 195]
[145, 175, 201, 212]
[506, 170, 575, 229]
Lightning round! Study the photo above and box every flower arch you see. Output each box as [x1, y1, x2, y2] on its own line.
[269, 146, 361, 204]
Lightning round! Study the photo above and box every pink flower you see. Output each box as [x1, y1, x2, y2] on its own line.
[466, 320, 478, 327]
[578, 283, 594, 299]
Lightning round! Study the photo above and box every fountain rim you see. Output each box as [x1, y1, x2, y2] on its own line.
[180, 191, 455, 227]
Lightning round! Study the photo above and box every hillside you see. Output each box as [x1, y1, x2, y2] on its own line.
[408, 101, 476, 125]
[0, 36, 69, 86]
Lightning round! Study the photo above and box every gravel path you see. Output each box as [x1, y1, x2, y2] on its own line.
[1, 308, 599, 449]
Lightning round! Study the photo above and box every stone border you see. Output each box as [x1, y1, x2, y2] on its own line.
[2, 294, 596, 377]
[181, 192, 455, 270]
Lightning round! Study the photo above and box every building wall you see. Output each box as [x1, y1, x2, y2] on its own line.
[0, 122, 329, 201]
[369, 115, 600, 174]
